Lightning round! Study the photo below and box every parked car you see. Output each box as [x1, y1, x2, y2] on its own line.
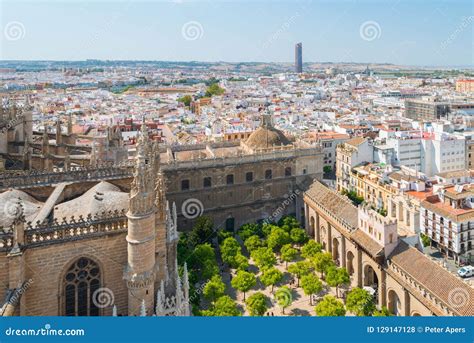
[457, 265, 474, 278]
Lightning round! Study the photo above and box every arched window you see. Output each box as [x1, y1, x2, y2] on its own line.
[64, 257, 101, 316]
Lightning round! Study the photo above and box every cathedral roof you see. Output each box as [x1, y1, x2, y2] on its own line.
[54, 181, 128, 219]
[0, 189, 42, 227]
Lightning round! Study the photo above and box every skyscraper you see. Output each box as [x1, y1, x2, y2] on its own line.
[295, 42, 302, 73]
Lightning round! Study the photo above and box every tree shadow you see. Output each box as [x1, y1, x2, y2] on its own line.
[255, 277, 267, 291]
[248, 264, 259, 274]
[291, 308, 311, 316]
[290, 289, 301, 301]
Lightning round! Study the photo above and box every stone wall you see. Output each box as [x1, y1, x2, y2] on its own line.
[2, 231, 128, 316]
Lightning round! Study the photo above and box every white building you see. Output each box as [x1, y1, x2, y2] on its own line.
[422, 132, 465, 176]
[420, 183, 474, 263]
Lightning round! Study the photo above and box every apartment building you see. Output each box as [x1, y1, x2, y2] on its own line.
[336, 137, 373, 192]
[456, 79, 474, 93]
[348, 163, 427, 235]
[308, 131, 350, 170]
[422, 132, 465, 176]
[387, 133, 423, 171]
[420, 183, 474, 263]
[405, 98, 474, 121]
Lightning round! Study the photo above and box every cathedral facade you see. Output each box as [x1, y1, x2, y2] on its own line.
[0, 125, 189, 316]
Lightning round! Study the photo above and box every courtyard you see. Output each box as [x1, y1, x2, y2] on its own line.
[179, 216, 388, 317]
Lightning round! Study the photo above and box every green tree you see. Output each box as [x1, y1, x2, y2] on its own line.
[325, 267, 350, 297]
[312, 252, 334, 279]
[231, 270, 256, 301]
[217, 230, 233, 244]
[373, 306, 391, 317]
[315, 295, 346, 316]
[220, 237, 241, 265]
[189, 216, 215, 247]
[202, 295, 241, 316]
[280, 244, 298, 268]
[205, 83, 225, 97]
[230, 253, 249, 271]
[301, 240, 322, 259]
[238, 223, 261, 241]
[275, 286, 293, 314]
[278, 216, 301, 232]
[290, 228, 309, 245]
[300, 273, 323, 305]
[177, 232, 192, 264]
[345, 287, 376, 316]
[205, 77, 219, 86]
[260, 267, 283, 292]
[323, 166, 332, 174]
[420, 233, 431, 247]
[267, 227, 291, 252]
[188, 243, 218, 281]
[200, 259, 220, 281]
[342, 190, 364, 206]
[244, 235, 264, 253]
[245, 292, 268, 316]
[288, 260, 312, 287]
[261, 223, 277, 238]
[251, 247, 277, 270]
[203, 275, 226, 303]
[177, 95, 192, 106]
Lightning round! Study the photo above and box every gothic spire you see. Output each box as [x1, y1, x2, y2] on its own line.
[129, 124, 155, 216]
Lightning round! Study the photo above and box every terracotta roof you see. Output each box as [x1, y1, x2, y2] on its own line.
[389, 241, 474, 316]
[444, 184, 474, 200]
[389, 171, 419, 183]
[350, 229, 384, 258]
[436, 170, 470, 179]
[421, 196, 474, 222]
[345, 137, 367, 148]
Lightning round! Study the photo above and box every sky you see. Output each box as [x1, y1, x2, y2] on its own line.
[0, 0, 473, 67]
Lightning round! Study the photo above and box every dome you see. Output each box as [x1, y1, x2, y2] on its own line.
[54, 181, 128, 219]
[0, 189, 43, 227]
[244, 126, 291, 150]
[244, 112, 291, 150]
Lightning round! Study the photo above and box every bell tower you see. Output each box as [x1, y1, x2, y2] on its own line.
[124, 124, 156, 316]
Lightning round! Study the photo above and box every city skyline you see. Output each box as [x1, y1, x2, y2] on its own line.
[1, 0, 473, 67]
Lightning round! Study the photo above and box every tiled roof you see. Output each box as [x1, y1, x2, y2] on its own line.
[350, 229, 383, 258]
[421, 196, 474, 222]
[389, 171, 419, 182]
[345, 137, 367, 147]
[389, 241, 474, 316]
[304, 181, 358, 228]
[436, 169, 470, 179]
